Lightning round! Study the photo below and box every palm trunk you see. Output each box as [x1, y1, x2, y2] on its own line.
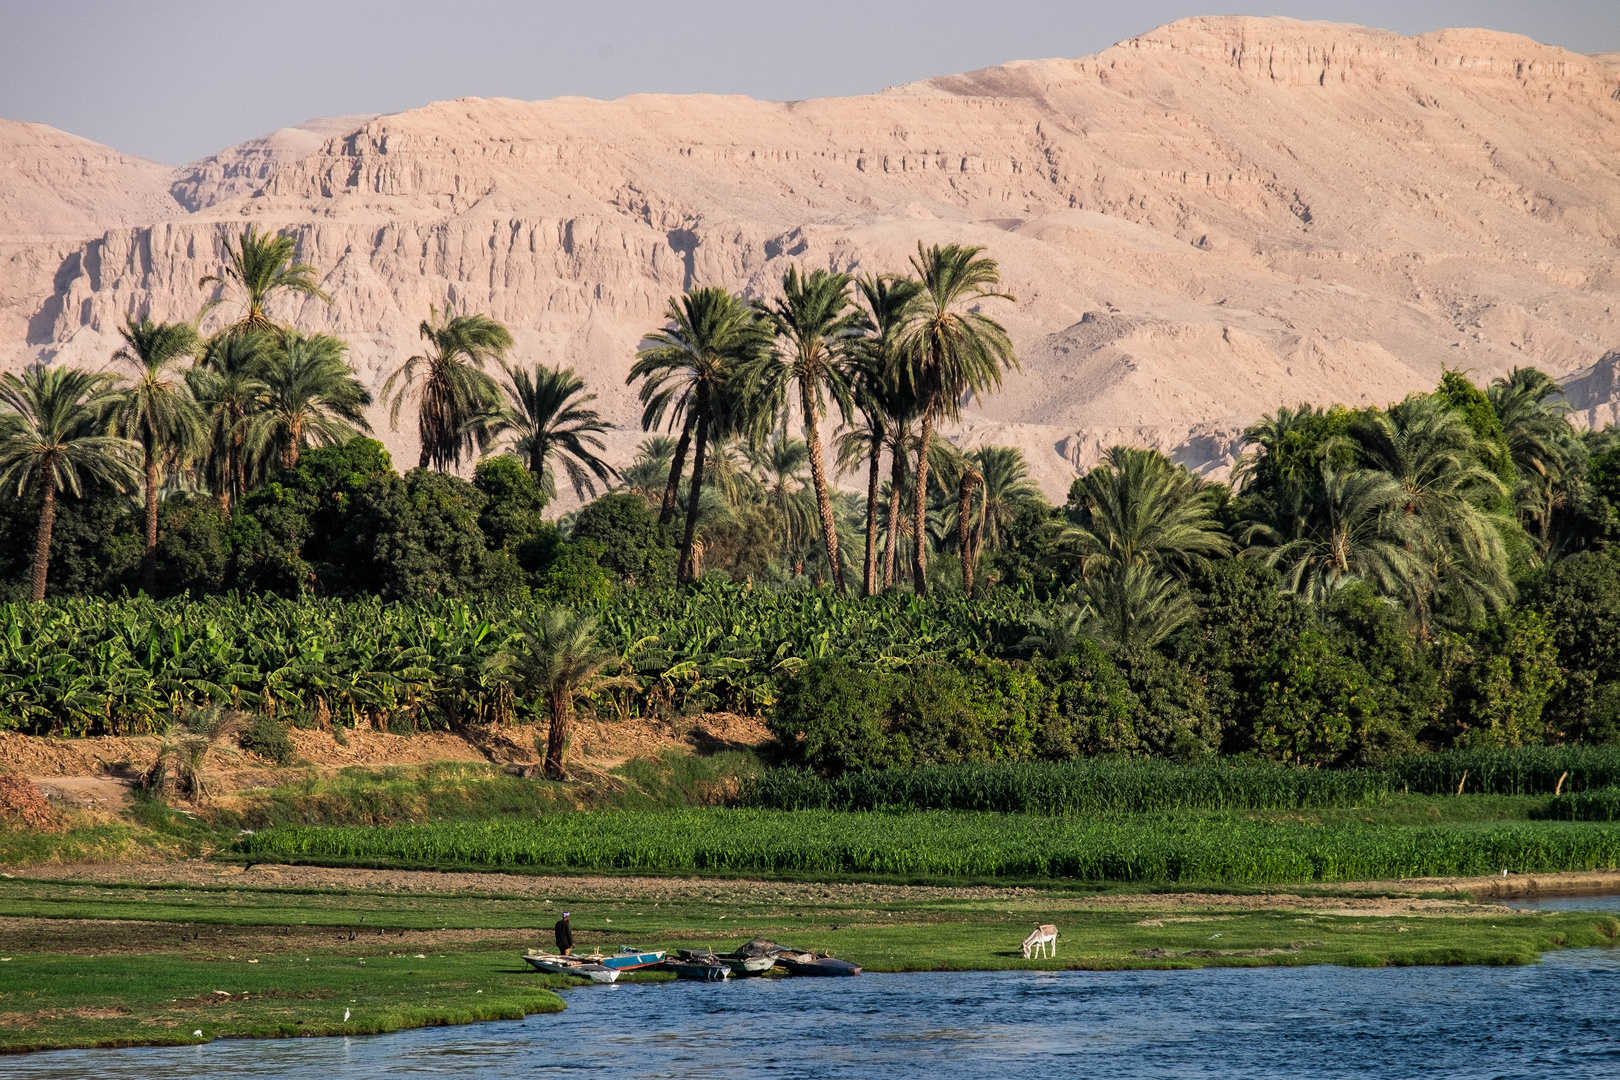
[884, 439, 904, 591]
[544, 692, 572, 780]
[679, 405, 710, 584]
[143, 447, 159, 595]
[912, 413, 933, 594]
[973, 495, 988, 585]
[957, 472, 977, 599]
[801, 385, 845, 593]
[284, 420, 302, 470]
[660, 420, 692, 526]
[862, 433, 882, 598]
[30, 472, 57, 602]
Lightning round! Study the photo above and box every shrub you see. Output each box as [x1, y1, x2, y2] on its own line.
[239, 714, 298, 766]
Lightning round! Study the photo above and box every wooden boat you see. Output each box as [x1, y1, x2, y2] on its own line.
[774, 951, 862, 977]
[680, 948, 776, 977]
[521, 952, 621, 983]
[662, 954, 731, 981]
[597, 946, 666, 971]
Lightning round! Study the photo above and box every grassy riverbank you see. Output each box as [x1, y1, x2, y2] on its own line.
[1, 867, 1617, 1053]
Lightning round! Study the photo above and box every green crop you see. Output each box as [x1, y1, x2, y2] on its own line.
[237, 809, 1620, 884]
[743, 761, 1395, 814]
[0, 582, 1041, 735]
[1389, 747, 1620, 796]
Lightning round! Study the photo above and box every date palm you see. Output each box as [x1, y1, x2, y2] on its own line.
[1348, 395, 1511, 623]
[968, 445, 1041, 563]
[199, 225, 331, 335]
[901, 244, 1018, 594]
[1058, 446, 1234, 580]
[620, 436, 677, 505]
[248, 331, 372, 470]
[1490, 367, 1578, 553]
[742, 268, 870, 592]
[756, 430, 819, 566]
[847, 273, 922, 596]
[629, 288, 772, 583]
[0, 366, 137, 600]
[1240, 464, 1426, 605]
[113, 316, 206, 593]
[188, 329, 273, 513]
[383, 305, 512, 471]
[491, 363, 616, 501]
[493, 607, 637, 780]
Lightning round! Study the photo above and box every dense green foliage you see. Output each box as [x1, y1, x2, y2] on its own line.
[236, 809, 1620, 883]
[744, 760, 1393, 814]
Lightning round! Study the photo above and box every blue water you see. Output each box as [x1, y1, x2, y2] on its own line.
[6, 949, 1620, 1080]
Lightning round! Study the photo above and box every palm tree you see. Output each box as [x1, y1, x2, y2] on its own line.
[199, 225, 331, 335]
[629, 288, 772, 583]
[490, 363, 616, 500]
[621, 436, 678, 505]
[969, 446, 1041, 558]
[1240, 464, 1426, 604]
[1083, 562, 1198, 649]
[848, 273, 923, 596]
[0, 366, 137, 600]
[383, 305, 512, 471]
[112, 316, 205, 593]
[1490, 367, 1578, 553]
[1348, 395, 1512, 622]
[140, 702, 248, 803]
[762, 431, 821, 571]
[1058, 447, 1234, 580]
[188, 329, 273, 514]
[248, 331, 372, 470]
[743, 268, 870, 592]
[494, 607, 637, 779]
[901, 244, 1018, 594]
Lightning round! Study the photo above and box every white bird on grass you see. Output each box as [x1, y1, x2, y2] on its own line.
[344, 1008, 351, 1022]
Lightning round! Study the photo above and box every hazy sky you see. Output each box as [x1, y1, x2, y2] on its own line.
[3, 0, 1617, 165]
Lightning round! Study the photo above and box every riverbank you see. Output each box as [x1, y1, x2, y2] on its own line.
[2, 861, 1617, 1053]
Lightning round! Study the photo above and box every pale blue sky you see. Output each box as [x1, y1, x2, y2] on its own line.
[2, 0, 1616, 165]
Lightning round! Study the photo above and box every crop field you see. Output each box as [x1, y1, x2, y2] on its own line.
[1389, 747, 1620, 796]
[237, 809, 1620, 885]
[0, 584, 1035, 735]
[744, 761, 1396, 815]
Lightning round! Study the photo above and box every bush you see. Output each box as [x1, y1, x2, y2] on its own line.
[571, 494, 674, 589]
[239, 715, 298, 766]
[769, 658, 896, 774]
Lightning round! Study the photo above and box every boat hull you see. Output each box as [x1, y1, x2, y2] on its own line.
[522, 955, 621, 983]
[599, 949, 667, 971]
[663, 959, 731, 981]
[777, 955, 862, 977]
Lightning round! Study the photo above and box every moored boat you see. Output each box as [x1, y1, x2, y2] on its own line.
[663, 954, 731, 981]
[774, 951, 862, 977]
[598, 946, 667, 971]
[522, 952, 621, 983]
[680, 948, 777, 977]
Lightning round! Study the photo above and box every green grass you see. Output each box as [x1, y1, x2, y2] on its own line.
[236, 808, 1620, 884]
[0, 950, 567, 1053]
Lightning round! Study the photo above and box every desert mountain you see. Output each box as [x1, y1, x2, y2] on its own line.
[2, 16, 1619, 497]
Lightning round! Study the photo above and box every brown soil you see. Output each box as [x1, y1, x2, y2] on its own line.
[0, 712, 771, 806]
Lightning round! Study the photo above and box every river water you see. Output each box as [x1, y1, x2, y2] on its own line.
[6, 948, 1620, 1080]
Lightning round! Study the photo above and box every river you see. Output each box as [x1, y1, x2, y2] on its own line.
[5, 946, 1620, 1079]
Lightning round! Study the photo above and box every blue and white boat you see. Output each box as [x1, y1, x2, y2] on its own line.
[596, 946, 667, 971]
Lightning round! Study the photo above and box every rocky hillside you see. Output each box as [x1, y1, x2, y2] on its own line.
[3, 16, 1618, 495]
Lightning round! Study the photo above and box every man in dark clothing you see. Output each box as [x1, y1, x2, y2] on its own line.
[555, 912, 574, 956]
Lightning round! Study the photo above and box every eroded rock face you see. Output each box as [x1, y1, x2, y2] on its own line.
[3, 16, 1619, 493]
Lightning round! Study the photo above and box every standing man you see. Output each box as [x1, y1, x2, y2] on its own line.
[555, 911, 574, 956]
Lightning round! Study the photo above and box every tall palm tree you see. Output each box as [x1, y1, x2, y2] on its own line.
[383, 305, 512, 471]
[0, 367, 137, 600]
[113, 316, 206, 593]
[901, 244, 1018, 594]
[1241, 463, 1427, 605]
[490, 363, 616, 501]
[199, 225, 331, 335]
[743, 268, 870, 592]
[1058, 446, 1234, 579]
[849, 273, 923, 596]
[629, 288, 772, 583]
[760, 430, 820, 570]
[188, 329, 273, 514]
[248, 331, 372, 470]
[494, 607, 637, 779]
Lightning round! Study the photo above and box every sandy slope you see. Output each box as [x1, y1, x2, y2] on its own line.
[3, 17, 1619, 493]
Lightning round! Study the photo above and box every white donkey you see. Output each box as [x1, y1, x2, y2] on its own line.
[1022, 923, 1058, 959]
